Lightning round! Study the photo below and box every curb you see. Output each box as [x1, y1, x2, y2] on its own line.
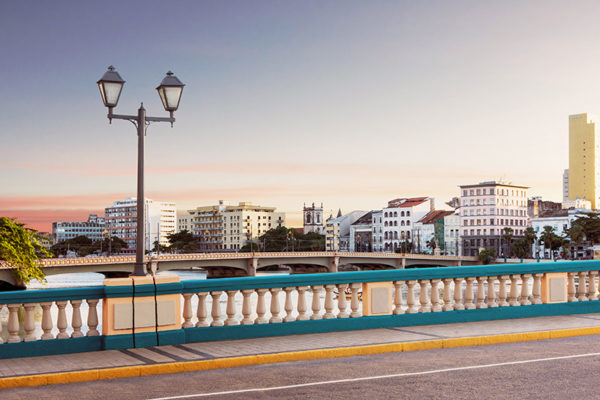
[2, 326, 600, 390]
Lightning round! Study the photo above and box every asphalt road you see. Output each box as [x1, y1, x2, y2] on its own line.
[4, 335, 600, 399]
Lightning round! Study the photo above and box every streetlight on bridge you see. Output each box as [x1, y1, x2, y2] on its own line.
[97, 66, 185, 276]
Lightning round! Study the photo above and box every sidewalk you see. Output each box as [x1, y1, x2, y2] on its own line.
[3, 312, 600, 389]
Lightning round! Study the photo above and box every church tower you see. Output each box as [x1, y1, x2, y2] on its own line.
[303, 202, 325, 234]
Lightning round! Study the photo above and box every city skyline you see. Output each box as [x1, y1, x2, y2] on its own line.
[4, 1, 600, 231]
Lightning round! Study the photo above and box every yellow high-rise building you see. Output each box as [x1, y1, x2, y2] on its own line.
[569, 113, 600, 209]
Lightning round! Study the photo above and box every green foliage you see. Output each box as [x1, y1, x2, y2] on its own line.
[51, 235, 126, 257]
[395, 241, 413, 254]
[167, 230, 199, 253]
[0, 217, 49, 284]
[241, 226, 324, 252]
[426, 239, 437, 251]
[501, 227, 514, 257]
[565, 224, 585, 246]
[571, 212, 600, 244]
[478, 248, 495, 265]
[512, 238, 529, 259]
[239, 242, 260, 252]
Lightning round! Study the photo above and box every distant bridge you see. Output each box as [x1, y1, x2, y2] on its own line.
[0, 252, 546, 286]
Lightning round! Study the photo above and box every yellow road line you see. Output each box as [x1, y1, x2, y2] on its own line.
[2, 326, 600, 390]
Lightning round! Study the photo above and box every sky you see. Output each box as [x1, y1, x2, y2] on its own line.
[2, 0, 600, 231]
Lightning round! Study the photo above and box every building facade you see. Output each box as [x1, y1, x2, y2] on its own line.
[325, 210, 367, 251]
[531, 209, 590, 258]
[563, 169, 569, 203]
[177, 211, 196, 233]
[460, 182, 529, 257]
[303, 202, 325, 234]
[412, 210, 454, 255]
[381, 197, 432, 253]
[443, 211, 461, 256]
[52, 214, 106, 243]
[568, 113, 600, 209]
[105, 198, 177, 254]
[349, 212, 373, 252]
[371, 210, 383, 252]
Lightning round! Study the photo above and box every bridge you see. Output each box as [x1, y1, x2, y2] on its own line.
[0, 251, 501, 286]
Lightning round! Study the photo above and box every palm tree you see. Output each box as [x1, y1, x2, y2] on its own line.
[540, 226, 559, 259]
[502, 227, 514, 257]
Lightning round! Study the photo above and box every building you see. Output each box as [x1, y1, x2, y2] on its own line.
[303, 202, 325, 234]
[563, 169, 569, 203]
[371, 210, 383, 252]
[531, 208, 591, 258]
[52, 214, 106, 243]
[381, 197, 433, 252]
[189, 201, 285, 251]
[460, 181, 529, 257]
[36, 232, 54, 249]
[105, 198, 177, 254]
[528, 197, 562, 219]
[349, 212, 373, 252]
[562, 198, 592, 210]
[325, 210, 367, 251]
[568, 113, 600, 209]
[412, 210, 455, 254]
[177, 211, 196, 233]
[444, 211, 461, 256]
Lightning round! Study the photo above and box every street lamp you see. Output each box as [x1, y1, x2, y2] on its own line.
[97, 66, 185, 276]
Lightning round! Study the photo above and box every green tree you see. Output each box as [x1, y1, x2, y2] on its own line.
[478, 248, 495, 265]
[572, 212, 600, 244]
[239, 242, 260, 252]
[512, 238, 529, 259]
[502, 227, 514, 257]
[0, 217, 49, 285]
[540, 226, 562, 259]
[426, 239, 437, 252]
[167, 230, 199, 253]
[523, 227, 537, 257]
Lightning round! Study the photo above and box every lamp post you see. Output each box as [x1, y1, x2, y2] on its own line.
[97, 66, 185, 276]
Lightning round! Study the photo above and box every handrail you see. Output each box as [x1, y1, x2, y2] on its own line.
[0, 286, 104, 303]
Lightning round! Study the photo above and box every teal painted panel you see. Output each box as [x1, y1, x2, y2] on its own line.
[156, 282, 184, 295]
[134, 331, 158, 347]
[157, 329, 186, 346]
[0, 336, 103, 359]
[104, 334, 134, 350]
[104, 285, 133, 298]
[184, 301, 600, 344]
[0, 286, 105, 304]
[133, 283, 155, 297]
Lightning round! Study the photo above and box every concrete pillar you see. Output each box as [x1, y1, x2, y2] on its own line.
[328, 256, 339, 273]
[247, 257, 258, 276]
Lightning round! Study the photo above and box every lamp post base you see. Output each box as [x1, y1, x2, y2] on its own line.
[132, 262, 147, 277]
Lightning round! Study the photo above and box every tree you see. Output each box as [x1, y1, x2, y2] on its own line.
[426, 239, 437, 252]
[167, 230, 199, 253]
[540, 226, 562, 259]
[478, 248, 495, 265]
[512, 238, 529, 259]
[523, 227, 537, 257]
[502, 227, 514, 257]
[571, 212, 600, 244]
[0, 217, 49, 285]
[239, 242, 260, 252]
[51, 235, 127, 257]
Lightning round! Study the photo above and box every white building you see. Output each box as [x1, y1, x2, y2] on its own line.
[412, 210, 454, 255]
[349, 212, 374, 252]
[382, 197, 432, 252]
[303, 202, 325, 234]
[52, 214, 106, 243]
[444, 211, 461, 256]
[371, 210, 383, 252]
[531, 208, 592, 258]
[562, 198, 591, 210]
[105, 198, 177, 253]
[177, 211, 196, 233]
[325, 210, 367, 251]
[563, 169, 569, 203]
[460, 181, 529, 257]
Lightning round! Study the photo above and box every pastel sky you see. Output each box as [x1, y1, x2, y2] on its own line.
[2, 1, 600, 232]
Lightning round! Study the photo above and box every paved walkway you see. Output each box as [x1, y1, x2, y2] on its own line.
[2, 313, 600, 386]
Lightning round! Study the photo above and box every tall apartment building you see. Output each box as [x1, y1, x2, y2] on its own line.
[459, 181, 529, 257]
[189, 201, 286, 251]
[382, 197, 432, 252]
[105, 198, 177, 253]
[568, 113, 600, 209]
[177, 211, 196, 233]
[52, 214, 105, 243]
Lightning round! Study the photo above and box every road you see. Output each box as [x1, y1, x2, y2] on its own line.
[4, 335, 600, 399]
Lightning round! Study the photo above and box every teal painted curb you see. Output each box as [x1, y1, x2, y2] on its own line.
[103, 334, 134, 350]
[134, 331, 158, 347]
[158, 329, 186, 346]
[0, 336, 102, 360]
[184, 301, 600, 343]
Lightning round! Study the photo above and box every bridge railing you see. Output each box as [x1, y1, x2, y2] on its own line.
[2, 260, 600, 359]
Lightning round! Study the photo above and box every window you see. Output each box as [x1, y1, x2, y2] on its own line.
[394, 212, 398, 217]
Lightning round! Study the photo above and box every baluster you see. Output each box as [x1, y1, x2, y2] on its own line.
[210, 291, 224, 327]
[568, 272, 577, 302]
[310, 285, 323, 320]
[453, 277, 464, 310]
[487, 276, 497, 307]
[71, 300, 83, 338]
[23, 303, 36, 341]
[86, 299, 99, 336]
[498, 276, 510, 307]
[350, 283, 362, 317]
[509, 275, 520, 306]
[56, 301, 69, 339]
[476, 276, 488, 309]
[337, 284, 349, 318]
[465, 277, 476, 310]
[225, 290, 239, 326]
[7, 304, 21, 343]
[40, 302, 54, 340]
[589, 272, 598, 301]
[431, 279, 442, 312]
[532, 274, 543, 304]
[520, 274, 532, 305]
[323, 285, 336, 319]
[406, 280, 419, 313]
[297, 286, 309, 321]
[241, 289, 254, 325]
[196, 292, 209, 327]
[255, 288, 268, 324]
[442, 278, 453, 311]
[182, 293, 194, 328]
[578, 271, 589, 301]
[269, 288, 282, 323]
[284, 287, 296, 322]
[419, 280, 431, 313]
[393, 281, 405, 314]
